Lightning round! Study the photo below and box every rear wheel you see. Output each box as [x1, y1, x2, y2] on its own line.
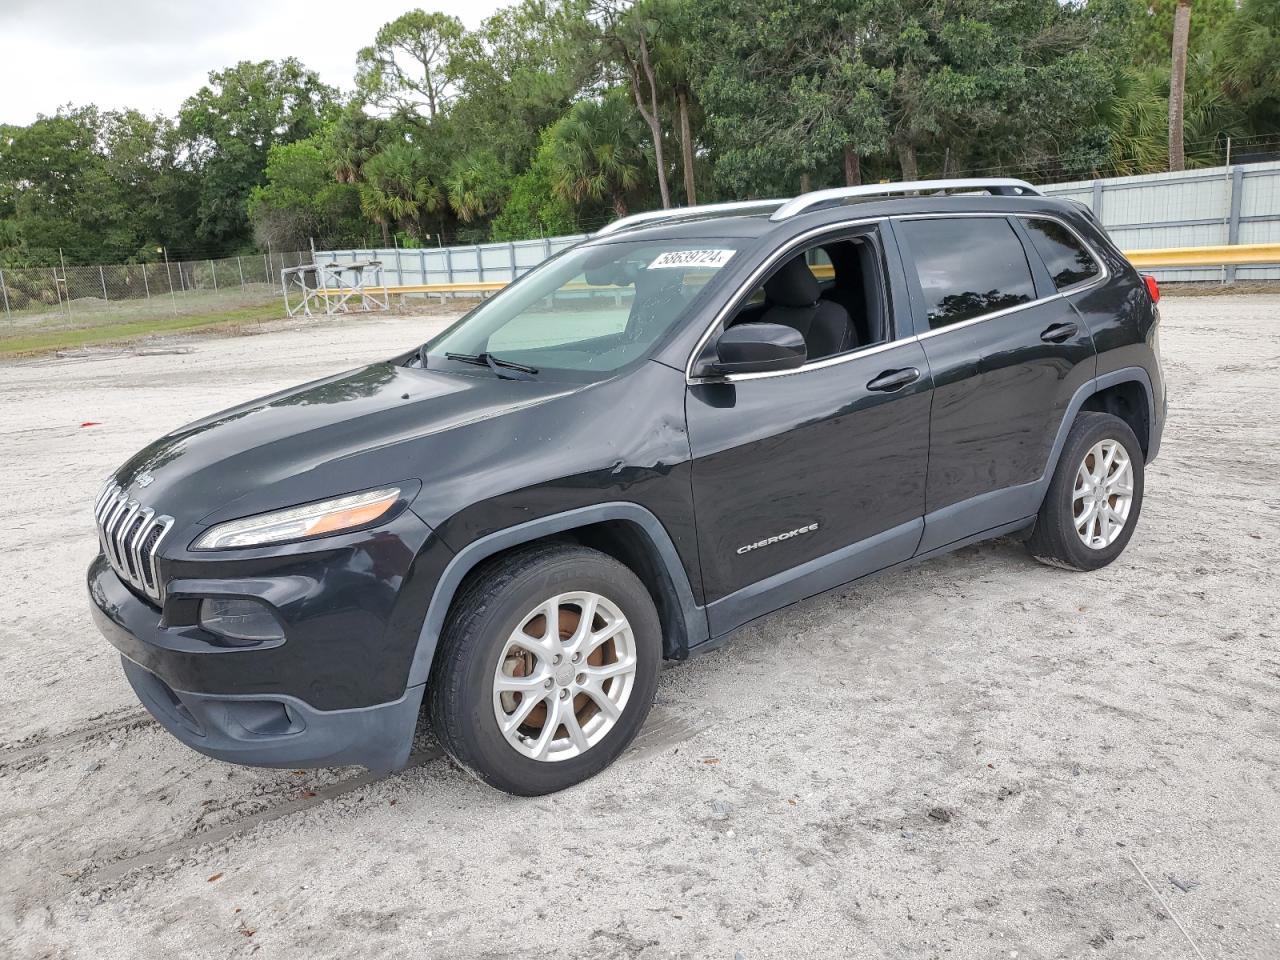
[1027, 412, 1145, 571]
[429, 543, 660, 795]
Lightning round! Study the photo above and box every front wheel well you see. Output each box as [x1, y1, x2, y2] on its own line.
[1081, 380, 1150, 456]
[442, 520, 691, 661]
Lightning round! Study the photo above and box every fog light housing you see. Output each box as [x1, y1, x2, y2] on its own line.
[199, 598, 285, 643]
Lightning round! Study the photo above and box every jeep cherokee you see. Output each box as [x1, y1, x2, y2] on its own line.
[88, 178, 1166, 795]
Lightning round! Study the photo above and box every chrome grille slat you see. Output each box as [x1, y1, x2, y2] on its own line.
[93, 482, 173, 604]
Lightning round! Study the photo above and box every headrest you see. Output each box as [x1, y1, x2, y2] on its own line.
[764, 255, 820, 306]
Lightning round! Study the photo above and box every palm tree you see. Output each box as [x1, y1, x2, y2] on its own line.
[546, 92, 649, 219]
[1168, 0, 1193, 171]
[446, 151, 506, 223]
[357, 144, 445, 243]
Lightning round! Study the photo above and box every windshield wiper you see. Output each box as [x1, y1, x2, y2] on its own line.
[445, 352, 539, 379]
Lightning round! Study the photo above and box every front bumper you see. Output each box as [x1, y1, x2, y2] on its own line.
[86, 510, 453, 771]
[119, 654, 422, 772]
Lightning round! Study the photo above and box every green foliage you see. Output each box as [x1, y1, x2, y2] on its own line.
[358, 143, 447, 242]
[179, 58, 338, 250]
[1132, 0, 1237, 65]
[1216, 0, 1280, 135]
[248, 139, 363, 250]
[544, 90, 652, 218]
[356, 11, 466, 122]
[2, 0, 1279, 260]
[490, 133, 578, 240]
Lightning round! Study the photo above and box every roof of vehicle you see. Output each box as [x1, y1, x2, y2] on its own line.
[584, 178, 1088, 246]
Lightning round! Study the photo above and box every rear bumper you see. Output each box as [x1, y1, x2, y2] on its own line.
[119, 655, 422, 772]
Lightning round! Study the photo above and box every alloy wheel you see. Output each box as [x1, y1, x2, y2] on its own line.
[492, 592, 638, 762]
[1072, 438, 1134, 549]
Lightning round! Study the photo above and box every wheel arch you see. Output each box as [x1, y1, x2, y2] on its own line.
[406, 503, 708, 689]
[1080, 375, 1151, 456]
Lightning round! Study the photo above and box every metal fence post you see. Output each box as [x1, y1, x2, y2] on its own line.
[142, 264, 150, 299]
[1091, 180, 1104, 220]
[395, 242, 404, 287]
[444, 245, 454, 284]
[0, 268, 10, 321]
[508, 241, 517, 281]
[1225, 165, 1245, 284]
[163, 247, 178, 314]
[99, 265, 109, 301]
[543, 237, 552, 259]
[58, 249, 72, 320]
[236, 256, 245, 290]
[475, 244, 485, 284]
[207, 259, 217, 293]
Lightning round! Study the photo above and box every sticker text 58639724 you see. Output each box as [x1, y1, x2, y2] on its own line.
[647, 249, 736, 270]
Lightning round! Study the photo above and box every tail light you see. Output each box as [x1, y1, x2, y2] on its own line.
[1142, 274, 1160, 304]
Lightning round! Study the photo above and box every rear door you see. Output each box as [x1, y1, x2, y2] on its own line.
[685, 222, 932, 636]
[894, 214, 1097, 552]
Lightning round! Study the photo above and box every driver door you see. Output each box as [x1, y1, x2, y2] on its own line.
[685, 223, 932, 636]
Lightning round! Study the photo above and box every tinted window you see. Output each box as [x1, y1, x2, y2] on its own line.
[1022, 218, 1101, 289]
[900, 218, 1036, 329]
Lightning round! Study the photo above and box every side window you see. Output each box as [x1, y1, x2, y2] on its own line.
[724, 232, 889, 360]
[899, 218, 1036, 330]
[1022, 217, 1101, 289]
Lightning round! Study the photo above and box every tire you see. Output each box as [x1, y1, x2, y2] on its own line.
[428, 542, 661, 796]
[1027, 411, 1145, 572]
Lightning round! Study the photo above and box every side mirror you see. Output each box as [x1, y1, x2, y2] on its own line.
[699, 323, 807, 377]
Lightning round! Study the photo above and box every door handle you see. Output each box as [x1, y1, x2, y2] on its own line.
[1040, 321, 1079, 343]
[866, 367, 921, 392]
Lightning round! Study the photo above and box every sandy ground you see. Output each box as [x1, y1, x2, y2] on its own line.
[1, 297, 1278, 960]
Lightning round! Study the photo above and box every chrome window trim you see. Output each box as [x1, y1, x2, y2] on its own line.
[684, 217, 886, 384]
[683, 209, 1110, 385]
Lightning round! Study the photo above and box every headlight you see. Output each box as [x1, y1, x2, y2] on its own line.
[193, 487, 401, 550]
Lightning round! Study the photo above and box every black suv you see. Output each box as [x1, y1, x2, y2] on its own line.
[88, 179, 1166, 795]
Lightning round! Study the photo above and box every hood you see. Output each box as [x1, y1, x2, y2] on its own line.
[110, 361, 580, 534]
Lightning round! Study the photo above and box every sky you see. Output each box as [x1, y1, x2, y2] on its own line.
[0, 0, 507, 125]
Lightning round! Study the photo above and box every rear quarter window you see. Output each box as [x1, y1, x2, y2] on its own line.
[1021, 218, 1101, 289]
[899, 217, 1036, 330]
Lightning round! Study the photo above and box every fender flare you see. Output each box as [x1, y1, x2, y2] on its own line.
[405, 502, 707, 688]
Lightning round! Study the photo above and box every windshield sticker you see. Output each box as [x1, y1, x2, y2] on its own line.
[647, 249, 736, 270]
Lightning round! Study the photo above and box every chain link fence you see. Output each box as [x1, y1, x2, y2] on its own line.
[0, 250, 309, 349]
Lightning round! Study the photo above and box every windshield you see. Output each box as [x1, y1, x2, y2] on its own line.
[422, 239, 745, 379]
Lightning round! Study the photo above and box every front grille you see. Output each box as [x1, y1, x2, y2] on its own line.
[94, 482, 175, 604]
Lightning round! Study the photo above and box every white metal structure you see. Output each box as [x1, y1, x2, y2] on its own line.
[281, 260, 390, 317]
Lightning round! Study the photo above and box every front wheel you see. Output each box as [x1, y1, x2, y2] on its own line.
[428, 543, 661, 795]
[1027, 411, 1145, 571]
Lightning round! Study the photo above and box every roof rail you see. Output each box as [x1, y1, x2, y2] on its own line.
[595, 199, 787, 236]
[769, 178, 1041, 222]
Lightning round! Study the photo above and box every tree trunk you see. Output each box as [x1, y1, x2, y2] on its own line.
[800, 172, 812, 193]
[897, 142, 919, 181]
[1168, 0, 1192, 172]
[629, 32, 671, 209]
[380, 220, 390, 246]
[843, 146, 861, 187]
[678, 88, 697, 206]
[612, 195, 629, 218]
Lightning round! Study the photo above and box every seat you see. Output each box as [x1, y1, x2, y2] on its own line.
[820, 241, 878, 346]
[759, 255, 854, 360]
